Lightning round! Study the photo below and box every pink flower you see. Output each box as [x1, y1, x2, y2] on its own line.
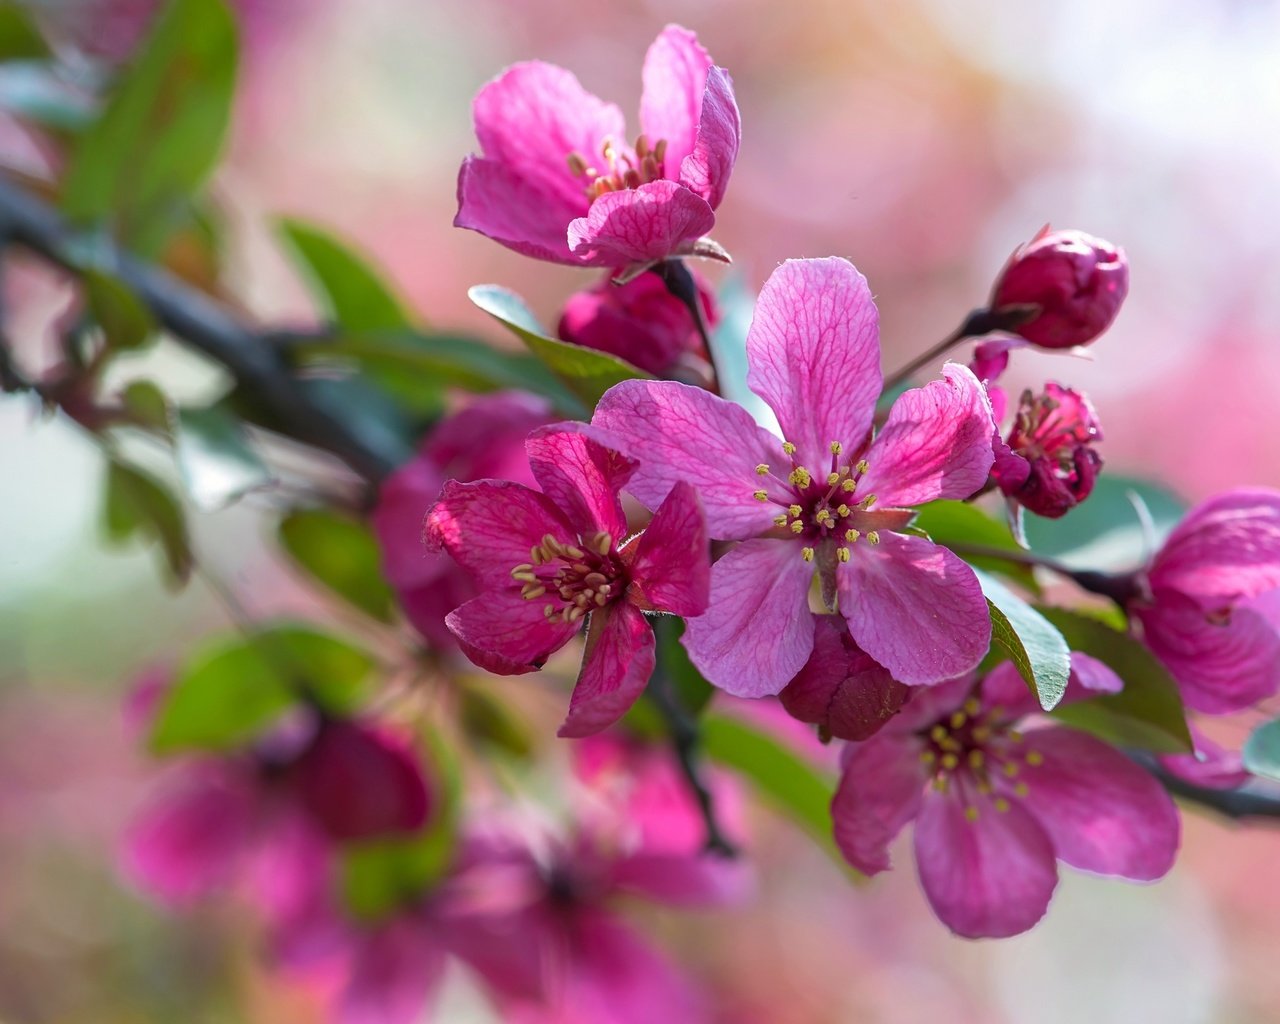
[992, 382, 1103, 519]
[990, 227, 1129, 350]
[454, 25, 740, 270]
[424, 423, 711, 737]
[592, 257, 996, 695]
[832, 656, 1180, 938]
[372, 393, 552, 648]
[1128, 490, 1280, 713]
[557, 269, 717, 377]
[1156, 724, 1251, 790]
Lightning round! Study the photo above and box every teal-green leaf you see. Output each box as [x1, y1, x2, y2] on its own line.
[975, 569, 1070, 710]
[84, 270, 155, 351]
[120, 379, 171, 433]
[468, 283, 649, 408]
[1243, 718, 1280, 783]
[175, 406, 271, 511]
[278, 507, 395, 622]
[1037, 606, 1193, 753]
[0, 3, 50, 61]
[60, 0, 237, 252]
[102, 458, 192, 585]
[915, 499, 1037, 591]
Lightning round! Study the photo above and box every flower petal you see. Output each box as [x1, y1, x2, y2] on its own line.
[454, 156, 582, 264]
[745, 258, 882, 470]
[1017, 726, 1180, 881]
[525, 422, 636, 540]
[1157, 725, 1251, 790]
[639, 25, 712, 182]
[678, 66, 740, 210]
[913, 790, 1058, 939]
[425, 479, 573, 591]
[567, 179, 715, 266]
[559, 604, 656, 738]
[859, 364, 995, 506]
[446, 591, 580, 676]
[683, 539, 816, 697]
[627, 480, 710, 616]
[1151, 488, 1280, 603]
[839, 531, 990, 685]
[339, 918, 446, 1024]
[592, 378, 781, 539]
[831, 734, 926, 874]
[980, 651, 1123, 721]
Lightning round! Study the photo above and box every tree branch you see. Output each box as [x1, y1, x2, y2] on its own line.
[1133, 754, 1280, 823]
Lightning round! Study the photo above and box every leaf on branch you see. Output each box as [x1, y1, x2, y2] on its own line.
[654, 616, 714, 716]
[916, 499, 1038, 591]
[1243, 718, 1280, 783]
[974, 569, 1070, 710]
[457, 683, 534, 760]
[102, 457, 192, 585]
[120, 379, 171, 433]
[706, 274, 777, 430]
[278, 507, 396, 622]
[0, 3, 51, 61]
[174, 405, 272, 511]
[84, 270, 155, 352]
[1037, 605, 1193, 753]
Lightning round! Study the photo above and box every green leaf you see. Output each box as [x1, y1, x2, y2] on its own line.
[174, 406, 271, 511]
[103, 458, 192, 584]
[60, 0, 238, 252]
[974, 569, 1070, 710]
[1037, 606, 1193, 753]
[1243, 719, 1280, 783]
[457, 684, 534, 760]
[120, 379, 171, 433]
[149, 625, 377, 753]
[1023, 474, 1188, 571]
[654, 616, 713, 716]
[84, 270, 155, 351]
[915, 499, 1037, 591]
[278, 507, 395, 622]
[707, 275, 777, 428]
[469, 284, 649, 408]
[0, 3, 50, 61]
[278, 218, 413, 331]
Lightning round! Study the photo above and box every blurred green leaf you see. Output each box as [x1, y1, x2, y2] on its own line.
[654, 616, 713, 716]
[174, 406, 271, 511]
[707, 274, 778, 429]
[469, 284, 649, 408]
[1023, 474, 1187, 572]
[84, 270, 154, 351]
[458, 684, 534, 759]
[1243, 719, 1280, 783]
[975, 569, 1070, 710]
[0, 3, 50, 60]
[278, 507, 395, 622]
[1038, 606, 1193, 753]
[916, 499, 1037, 591]
[103, 458, 192, 585]
[60, 0, 237, 252]
[150, 625, 377, 754]
[278, 218, 413, 331]
[120, 379, 170, 433]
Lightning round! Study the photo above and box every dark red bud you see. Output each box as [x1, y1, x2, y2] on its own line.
[993, 383, 1103, 519]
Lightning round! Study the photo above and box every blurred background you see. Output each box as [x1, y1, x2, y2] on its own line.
[2, 0, 1279, 1021]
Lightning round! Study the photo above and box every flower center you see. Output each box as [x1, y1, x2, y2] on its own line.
[509, 531, 622, 624]
[566, 134, 668, 201]
[752, 439, 915, 561]
[1008, 386, 1099, 469]
[919, 698, 1045, 822]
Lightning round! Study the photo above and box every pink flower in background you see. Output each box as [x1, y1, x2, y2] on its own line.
[1157, 725, 1251, 790]
[992, 382, 1103, 519]
[832, 656, 1180, 938]
[990, 227, 1129, 350]
[455, 24, 740, 269]
[593, 257, 995, 695]
[557, 269, 717, 377]
[1129, 489, 1280, 713]
[425, 423, 710, 737]
[372, 392, 552, 648]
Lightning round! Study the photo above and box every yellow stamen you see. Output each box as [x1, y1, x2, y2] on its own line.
[950, 711, 967, 729]
[755, 463, 770, 475]
[941, 753, 959, 770]
[591, 531, 612, 555]
[566, 152, 588, 176]
[781, 441, 796, 455]
[933, 776, 949, 794]
[920, 750, 936, 765]
[801, 547, 815, 562]
[754, 490, 769, 502]
[1014, 782, 1029, 798]
[521, 584, 546, 600]
[829, 441, 843, 454]
[1025, 750, 1044, 766]
[841, 478, 857, 493]
[845, 528, 860, 543]
[1003, 762, 1020, 777]
[789, 467, 812, 487]
[510, 563, 534, 576]
[963, 698, 982, 716]
[968, 749, 985, 768]
[994, 797, 1011, 813]
[1008, 730, 1025, 743]
[929, 725, 947, 742]
[837, 547, 850, 562]
[827, 472, 840, 486]
[773, 514, 789, 527]
[855, 459, 870, 474]
[788, 504, 803, 518]
[837, 504, 851, 517]
[866, 531, 881, 545]
[790, 521, 805, 534]
[964, 806, 980, 822]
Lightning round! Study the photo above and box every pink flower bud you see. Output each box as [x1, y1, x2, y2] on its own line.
[993, 383, 1103, 518]
[991, 228, 1128, 349]
[557, 270, 717, 377]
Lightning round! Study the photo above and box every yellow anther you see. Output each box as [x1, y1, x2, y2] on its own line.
[773, 514, 789, 527]
[1008, 730, 1025, 743]
[1003, 762, 1020, 778]
[856, 459, 870, 474]
[950, 711, 967, 729]
[530, 545, 545, 564]
[968, 749, 985, 768]
[634, 133, 650, 157]
[941, 753, 959, 770]
[814, 509, 834, 525]
[964, 806, 980, 823]
[788, 467, 812, 487]
[564, 545, 585, 560]
[755, 463, 770, 475]
[566, 151, 589, 176]
[510, 563, 534, 576]
[976, 780, 994, 795]
[591, 531, 613, 556]
[920, 750, 936, 765]
[1014, 782, 1029, 798]
[790, 521, 805, 534]
[837, 504, 851, 517]
[788, 504, 803, 517]
[860, 493, 878, 509]
[933, 776, 949, 794]
[827, 472, 840, 486]
[594, 592, 609, 606]
[543, 604, 556, 619]
[994, 797, 1011, 813]
[929, 725, 947, 742]
[521, 584, 546, 600]
[597, 583, 613, 595]
[963, 698, 982, 716]
[511, 570, 539, 584]
[754, 490, 769, 502]
[841, 478, 857, 493]
[566, 606, 586, 623]
[866, 531, 881, 545]
[845, 528, 861, 543]
[801, 547, 815, 562]
[782, 441, 796, 455]
[972, 725, 992, 743]
[829, 441, 843, 454]
[1025, 750, 1044, 766]
[837, 547, 850, 562]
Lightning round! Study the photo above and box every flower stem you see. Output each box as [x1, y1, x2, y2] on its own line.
[881, 305, 1037, 393]
[655, 259, 726, 394]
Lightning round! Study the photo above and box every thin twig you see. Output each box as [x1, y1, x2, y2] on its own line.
[882, 305, 1037, 393]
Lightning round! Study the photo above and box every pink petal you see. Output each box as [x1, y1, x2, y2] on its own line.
[567, 179, 716, 266]
[425, 479, 573, 591]
[627, 480, 710, 616]
[454, 156, 582, 264]
[338, 917, 446, 1024]
[639, 25, 712, 183]
[447, 591, 580, 676]
[913, 791, 1058, 939]
[559, 604, 656, 738]
[1016, 726, 1180, 881]
[1157, 725, 1251, 790]
[831, 734, 927, 874]
[372, 457, 450, 591]
[839, 531, 991, 685]
[860, 364, 996, 507]
[891, 674, 978, 731]
[1137, 587, 1280, 713]
[745, 258, 882, 470]
[396, 572, 475, 650]
[591, 378, 781, 539]
[980, 651, 1124, 720]
[678, 66, 740, 210]
[1151, 488, 1280, 603]
[472, 61, 623, 215]
[682, 539, 816, 697]
[424, 391, 552, 483]
[525, 422, 636, 540]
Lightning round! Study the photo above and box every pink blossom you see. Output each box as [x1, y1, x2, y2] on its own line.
[992, 382, 1103, 519]
[592, 257, 996, 695]
[832, 656, 1180, 938]
[557, 268, 717, 377]
[1128, 490, 1280, 713]
[371, 392, 552, 648]
[454, 25, 739, 270]
[1156, 724, 1251, 790]
[424, 423, 711, 737]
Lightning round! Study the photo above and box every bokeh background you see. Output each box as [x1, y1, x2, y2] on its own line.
[2, 0, 1280, 1021]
